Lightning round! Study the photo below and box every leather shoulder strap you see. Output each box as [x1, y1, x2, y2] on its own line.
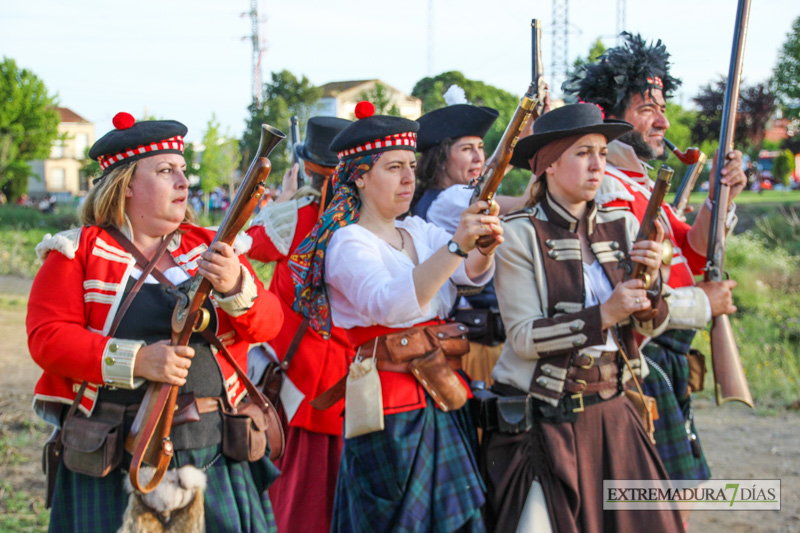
[281, 319, 309, 371]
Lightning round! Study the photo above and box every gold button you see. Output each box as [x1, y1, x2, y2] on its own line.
[105, 356, 115, 366]
[109, 343, 117, 353]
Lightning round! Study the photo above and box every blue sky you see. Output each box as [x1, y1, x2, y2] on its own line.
[1, 0, 796, 143]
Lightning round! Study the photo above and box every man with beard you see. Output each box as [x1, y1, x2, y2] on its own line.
[564, 33, 747, 512]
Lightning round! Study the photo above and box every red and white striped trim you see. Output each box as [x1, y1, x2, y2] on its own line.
[97, 135, 185, 170]
[337, 131, 417, 159]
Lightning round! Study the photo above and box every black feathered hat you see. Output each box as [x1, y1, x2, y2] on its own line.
[510, 103, 632, 168]
[416, 104, 499, 152]
[329, 101, 419, 160]
[563, 32, 682, 117]
[89, 112, 187, 180]
[295, 116, 352, 167]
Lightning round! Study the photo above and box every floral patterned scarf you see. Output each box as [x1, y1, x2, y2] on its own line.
[288, 153, 383, 337]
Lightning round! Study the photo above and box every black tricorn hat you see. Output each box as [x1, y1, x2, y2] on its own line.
[510, 104, 632, 168]
[295, 116, 352, 167]
[89, 112, 188, 177]
[330, 101, 419, 160]
[416, 104, 500, 152]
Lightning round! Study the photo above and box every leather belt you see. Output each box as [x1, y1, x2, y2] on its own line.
[126, 394, 220, 427]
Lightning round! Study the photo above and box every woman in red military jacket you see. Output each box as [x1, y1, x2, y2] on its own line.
[27, 112, 283, 532]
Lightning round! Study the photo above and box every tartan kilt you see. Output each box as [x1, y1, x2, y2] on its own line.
[332, 400, 486, 533]
[48, 444, 280, 533]
[642, 328, 711, 481]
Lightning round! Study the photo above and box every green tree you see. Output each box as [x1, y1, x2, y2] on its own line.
[773, 16, 800, 120]
[412, 71, 532, 194]
[358, 82, 401, 116]
[572, 38, 607, 71]
[0, 57, 61, 201]
[80, 147, 101, 185]
[772, 148, 796, 187]
[241, 70, 322, 186]
[200, 114, 241, 214]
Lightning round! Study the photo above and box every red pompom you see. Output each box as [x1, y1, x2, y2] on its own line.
[112, 112, 135, 130]
[354, 101, 375, 120]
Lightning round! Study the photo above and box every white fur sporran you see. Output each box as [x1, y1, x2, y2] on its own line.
[118, 465, 206, 533]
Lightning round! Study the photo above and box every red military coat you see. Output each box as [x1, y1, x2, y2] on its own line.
[246, 196, 354, 435]
[27, 223, 282, 418]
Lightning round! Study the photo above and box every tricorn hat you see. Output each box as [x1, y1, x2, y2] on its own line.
[295, 116, 352, 167]
[89, 112, 187, 179]
[510, 103, 632, 168]
[416, 104, 499, 152]
[329, 101, 419, 160]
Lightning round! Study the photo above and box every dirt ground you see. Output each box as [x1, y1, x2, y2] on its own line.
[1, 274, 798, 532]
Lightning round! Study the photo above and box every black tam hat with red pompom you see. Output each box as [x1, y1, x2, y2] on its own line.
[89, 112, 188, 180]
[563, 32, 682, 118]
[329, 101, 419, 160]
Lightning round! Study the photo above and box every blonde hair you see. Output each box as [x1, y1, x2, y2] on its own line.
[80, 160, 196, 227]
[525, 176, 547, 207]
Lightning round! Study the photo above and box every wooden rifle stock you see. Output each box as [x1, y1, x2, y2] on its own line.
[624, 166, 673, 320]
[705, 0, 753, 408]
[671, 151, 707, 220]
[290, 115, 304, 188]
[126, 124, 287, 493]
[473, 19, 545, 247]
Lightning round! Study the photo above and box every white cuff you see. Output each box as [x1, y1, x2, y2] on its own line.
[102, 338, 146, 389]
[213, 264, 258, 317]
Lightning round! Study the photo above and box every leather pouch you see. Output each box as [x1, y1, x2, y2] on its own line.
[261, 361, 283, 408]
[686, 349, 706, 392]
[468, 388, 499, 432]
[496, 396, 534, 434]
[426, 323, 470, 357]
[409, 348, 468, 412]
[452, 308, 506, 346]
[625, 390, 659, 444]
[42, 429, 60, 508]
[61, 401, 126, 478]
[221, 398, 283, 463]
[344, 358, 384, 439]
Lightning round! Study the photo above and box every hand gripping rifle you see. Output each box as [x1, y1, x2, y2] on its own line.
[125, 124, 287, 493]
[290, 115, 304, 188]
[706, 0, 753, 408]
[624, 165, 674, 321]
[472, 19, 545, 246]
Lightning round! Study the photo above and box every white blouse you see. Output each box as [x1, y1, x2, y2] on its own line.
[426, 184, 473, 235]
[582, 260, 619, 356]
[324, 215, 493, 329]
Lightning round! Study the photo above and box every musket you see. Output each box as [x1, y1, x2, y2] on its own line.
[290, 115, 304, 188]
[706, 0, 753, 408]
[472, 18, 545, 246]
[126, 124, 287, 493]
[624, 165, 674, 321]
[671, 148, 707, 221]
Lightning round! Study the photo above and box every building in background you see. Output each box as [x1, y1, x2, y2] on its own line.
[28, 107, 95, 199]
[316, 80, 421, 120]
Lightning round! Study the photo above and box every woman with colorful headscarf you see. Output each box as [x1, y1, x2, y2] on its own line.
[289, 102, 503, 532]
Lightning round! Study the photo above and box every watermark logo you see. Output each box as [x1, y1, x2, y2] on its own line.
[603, 480, 780, 511]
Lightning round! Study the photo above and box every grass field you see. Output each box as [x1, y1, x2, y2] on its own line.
[666, 189, 800, 205]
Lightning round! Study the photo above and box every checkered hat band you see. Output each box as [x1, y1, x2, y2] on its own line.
[646, 76, 664, 89]
[97, 136, 185, 170]
[337, 132, 417, 159]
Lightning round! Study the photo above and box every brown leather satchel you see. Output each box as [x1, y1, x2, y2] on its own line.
[409, 348, 468, 412]
[61, 400, 127, 477]
[202, 330, 284, 462]
[259, 319, 309, 408]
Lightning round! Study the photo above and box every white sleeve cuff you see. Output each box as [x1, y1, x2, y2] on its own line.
[213, 264, 258, 317]
[102, 338, 146, 389]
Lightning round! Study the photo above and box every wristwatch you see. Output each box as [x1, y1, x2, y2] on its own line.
[447, 239, 468, 258]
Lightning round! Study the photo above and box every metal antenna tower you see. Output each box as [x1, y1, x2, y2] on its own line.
[616, 0, 627, 44]
[550, 0, 569, 95]
[246, 0, 266, 108]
